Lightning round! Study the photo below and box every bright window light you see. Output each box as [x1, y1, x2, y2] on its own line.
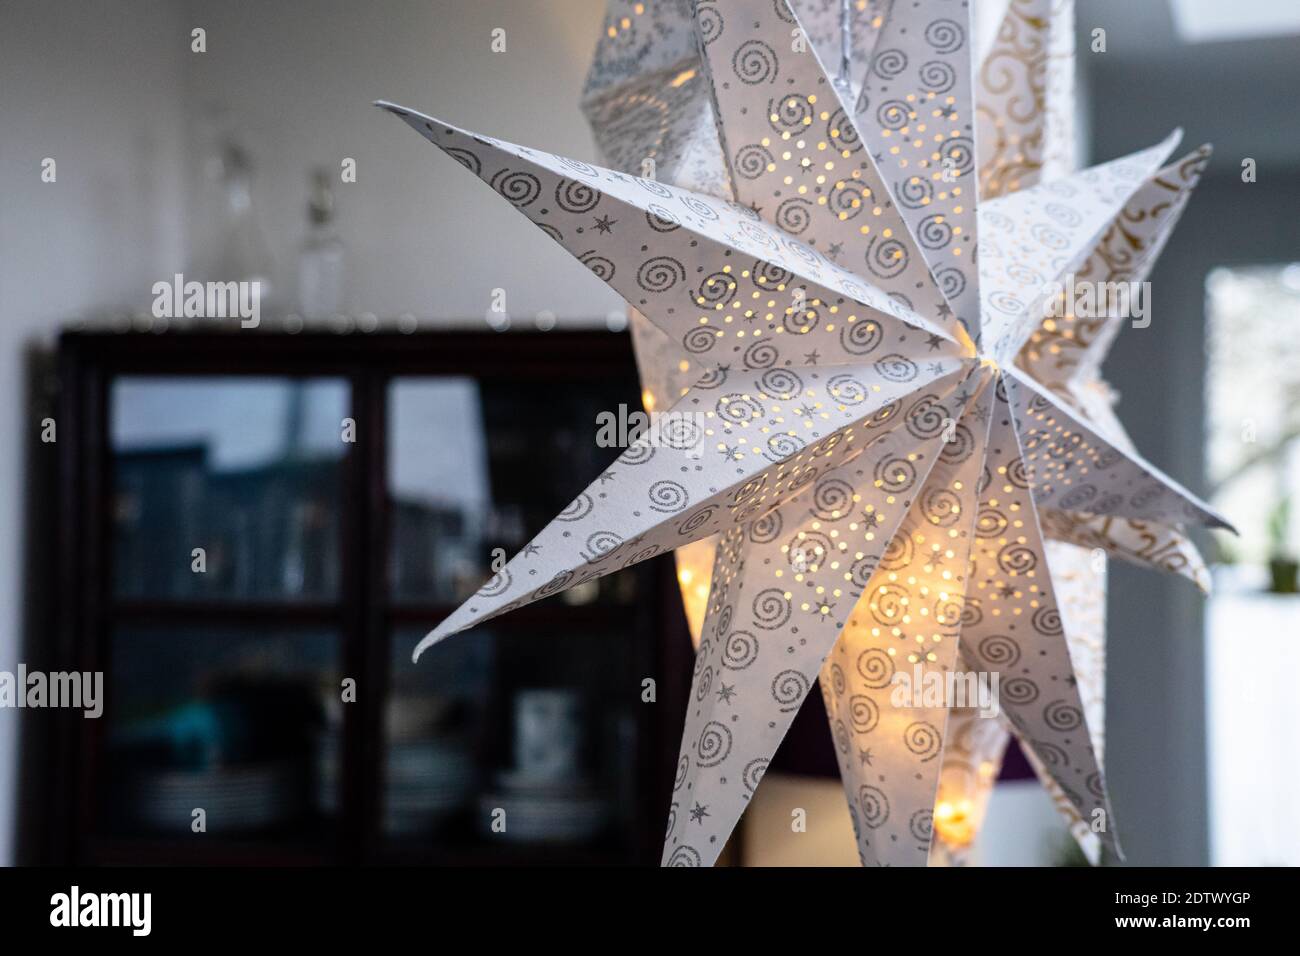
[1205, 263, 1300, 866]
[1171, 0, 1300, 43]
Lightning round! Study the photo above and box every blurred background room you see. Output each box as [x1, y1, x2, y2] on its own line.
[0, 0, 1297, 866]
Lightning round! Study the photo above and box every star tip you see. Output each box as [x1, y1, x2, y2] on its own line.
[374, 101, 447, 132]
[1211, 514, 1239, 535]
[412, 629, 440, 662]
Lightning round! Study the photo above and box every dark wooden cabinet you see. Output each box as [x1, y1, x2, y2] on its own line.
[39, 329, 692, 865]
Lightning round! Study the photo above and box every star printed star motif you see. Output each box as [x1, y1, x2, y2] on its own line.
[380, 0, 1232, 868]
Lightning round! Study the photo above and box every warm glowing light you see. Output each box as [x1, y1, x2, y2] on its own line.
[953, 323, 978, 358]
[933, 797, 977, 848]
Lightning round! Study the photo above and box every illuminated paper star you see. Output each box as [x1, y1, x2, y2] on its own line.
[379, 0, 1231, 867]
[582, 0, 1220, 866]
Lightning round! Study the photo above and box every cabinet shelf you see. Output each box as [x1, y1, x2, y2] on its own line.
[41, 329, 693, 867]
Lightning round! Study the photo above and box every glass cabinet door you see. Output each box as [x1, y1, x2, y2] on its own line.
[384, 376, 650, 860]
[387, 377, 639, 608]
[111, 377, 348, 602]
[79, 352, 667, 865]
[101, 375, 350, 855]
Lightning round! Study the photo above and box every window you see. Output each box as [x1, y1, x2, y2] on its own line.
[1204, 263, 1300, 865]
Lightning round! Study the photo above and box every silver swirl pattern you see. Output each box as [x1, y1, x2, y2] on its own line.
[733, 39, 778, 84]
[771, 669, 809, 713]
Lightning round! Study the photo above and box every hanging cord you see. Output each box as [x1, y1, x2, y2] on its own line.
[834, 0, 853, 96]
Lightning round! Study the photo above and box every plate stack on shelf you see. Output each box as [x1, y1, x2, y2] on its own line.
[316, 694, 480, 835]
[384, 695, 479, 835]
[477, 771, 609, 844]
[130, 761, 302, 833]
[384, 736, 478, 835]
[477, 689, 609, 845]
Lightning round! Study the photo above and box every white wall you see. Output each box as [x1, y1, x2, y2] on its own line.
[0, 0, 618, 864]
[179, 0, 621, 323]
[0, 0, 191, 866]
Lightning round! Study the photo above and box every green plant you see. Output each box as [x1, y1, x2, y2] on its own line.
[1266, 496, 1299, 594]
[1267, 496, 1293, 559]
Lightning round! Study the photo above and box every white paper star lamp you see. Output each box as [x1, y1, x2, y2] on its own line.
[378, 0, 1232, 867]
[587, 0, 1216, 868]
[578, 0, 1087, 864]
[584, 0, 1220, 866]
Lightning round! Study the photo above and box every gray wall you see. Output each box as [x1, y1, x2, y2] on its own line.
[1081, 4, 1300, 864]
